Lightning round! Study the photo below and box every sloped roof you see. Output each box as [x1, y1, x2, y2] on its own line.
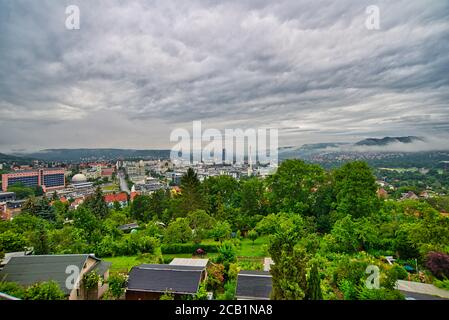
[127, 264, 203, 294]
[0, 254, 99, 294]
[118, 223, 140, 231]
[104, 193, 128, 203]
[236, 270, 272, 300]
[169, 258, 209, 268]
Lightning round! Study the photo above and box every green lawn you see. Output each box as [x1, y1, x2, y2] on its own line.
[192, 237, 269, 257]
[103, 256, 141, 273]
[238, 236, 269, 257]
[102, 184, 120, 192]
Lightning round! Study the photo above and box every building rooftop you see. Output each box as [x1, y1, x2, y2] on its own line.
[127, 264, 204, 295]
[169, 258, 209, 268]
[235, 270, 272, 300]
[0, 254, 102, 294]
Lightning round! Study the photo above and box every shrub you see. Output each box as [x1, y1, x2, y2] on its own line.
[425, 252, 449, 280]
[357, 287, 405, 300]
[206, 264, 225, 291]
[160, 291, 174, 300]
[0, 281, 26, 299]
[107, 273, 127, 299]
[25, 281, 66, 300]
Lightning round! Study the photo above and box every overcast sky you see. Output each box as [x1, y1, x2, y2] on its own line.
[0, 0, 448, 153]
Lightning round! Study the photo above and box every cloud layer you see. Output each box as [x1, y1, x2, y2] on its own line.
[0, 0, 448, 152]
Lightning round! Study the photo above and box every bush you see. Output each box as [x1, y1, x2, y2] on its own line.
[216, 280, 236, 300]
[107, 273, 127, 299]
[434, 278, 449, 291]
[161, 243, 219, 254]
[25, 281, 66, 300]
[206, 264, 225, 291]
[0, 281, 26, 299]
[357, 287, 405, 300]
[425, 252, 449, 280]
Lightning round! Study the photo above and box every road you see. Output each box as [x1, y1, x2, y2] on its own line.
[397, 280, 449, 300]
[118, 171, 130, 194]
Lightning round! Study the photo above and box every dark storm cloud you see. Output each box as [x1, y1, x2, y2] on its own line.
[0, 0, 448, 151]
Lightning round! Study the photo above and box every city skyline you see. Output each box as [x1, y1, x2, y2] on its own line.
[1, 0, 449, 153]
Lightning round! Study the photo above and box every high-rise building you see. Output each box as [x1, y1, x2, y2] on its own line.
[1, 168, 66, 192]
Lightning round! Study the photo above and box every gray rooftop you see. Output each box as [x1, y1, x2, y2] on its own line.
[127, 264, 204, 294]
[0, 254, 99, 294]
[236, 270, 272, 300]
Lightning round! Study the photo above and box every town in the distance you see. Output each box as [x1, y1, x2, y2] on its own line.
[1, 135, 449, 301]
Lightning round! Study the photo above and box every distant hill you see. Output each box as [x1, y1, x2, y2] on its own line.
[19, 149, 171, 162]
[0, 152, 30, 164]
[355, 136, 424, 146]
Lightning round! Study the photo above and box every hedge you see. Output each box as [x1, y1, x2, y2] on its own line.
[161, 243, 219, 254]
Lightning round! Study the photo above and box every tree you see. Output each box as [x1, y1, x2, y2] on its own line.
[130, 195, 151, 221]
[73, 206, 103, 244]
[34, 196, 56, 221]
[7, 183, 35, 199]
[84, 187, 109, 218]
[187, 209, 215, 243]
[305, 263, 323, 300]
[178, 168, 207, 215]
[240, 178, 267, 217]
[268, 159, 325, 215]
[210, 221, 232, 243]
[0, 230, 28, 252]
[425, 252, 449, 280]
[149, 189, 170, 219]
[330, 215, 360, 253]
[248, 229, 258, 245]
[30, 222, 50, 255]
[333, 161, 379, 218]
[268, 215, 308, 300]
[164, 218, 192, 243]
[202, 175, 240, 216]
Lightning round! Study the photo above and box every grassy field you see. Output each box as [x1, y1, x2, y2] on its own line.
[101, 184, 120, 192]
[104, 256, 142, 273]
[238, 236, 269, 257]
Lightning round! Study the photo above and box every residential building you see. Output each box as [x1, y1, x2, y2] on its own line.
[0, 254, 111, 300]
[104, 192, 128, 208]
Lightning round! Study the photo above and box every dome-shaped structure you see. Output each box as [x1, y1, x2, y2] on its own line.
[72, 173, 87, 184]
